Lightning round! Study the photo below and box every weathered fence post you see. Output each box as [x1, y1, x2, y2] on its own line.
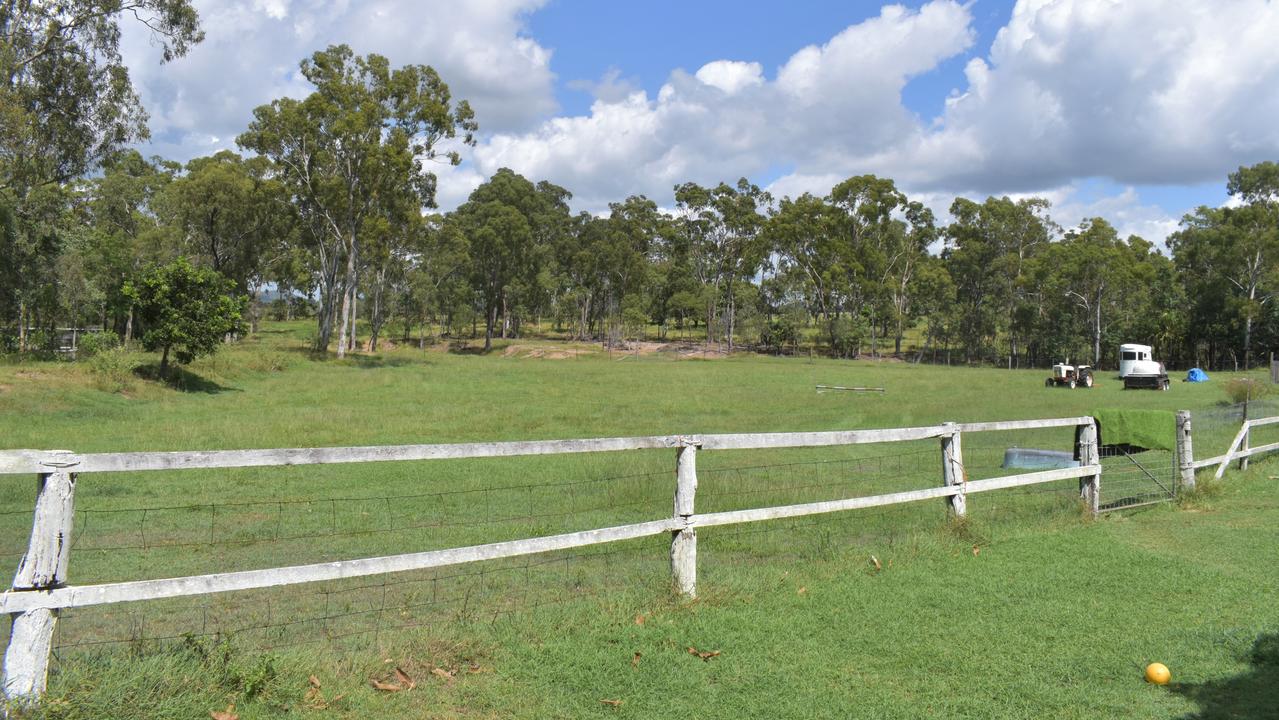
[939, 422, 966, 517]
[1176, 410, 1195, 493]
[4, 456, 78, 705]
[1078, 420, 1100, 514]
[1239, 401, 1250, 471]
[671, 438, 699, 597]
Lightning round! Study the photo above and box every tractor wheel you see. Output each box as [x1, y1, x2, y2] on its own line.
[1161, 380, 1170, 391]
[1068, 379, 1077, 389]
[1045, 378, 1053, 387]
[1083, 374, 1094, 388]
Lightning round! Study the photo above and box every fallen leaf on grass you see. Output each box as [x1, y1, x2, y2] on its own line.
[468, 663, 487, 674]
[797, 586, 807, 595]
[370, 679, 405, 692]
[634, 613, 646, 626]
[631, 652, 642, 669]
[394, 667, 416, 690]
[304, 686, 345, 710]
[688, 646, 721, 661]
[870, 555, 882, 571]
[972, 545, 981, 556]
[431, 667, 457, 685]
[210, 705, 238, 720]
[308, 675, 322, 689]
[600, 699, 623, 707]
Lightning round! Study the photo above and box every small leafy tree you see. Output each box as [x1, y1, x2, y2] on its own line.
[125, 258, 244, 374]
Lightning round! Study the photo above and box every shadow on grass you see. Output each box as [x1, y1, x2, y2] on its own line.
[343, 353, 417, 369]
[1174, 633, 1279, 719]
[447, 341, 492, 356]
[133, 364, 238, 394]
[278, 345, 426, 367]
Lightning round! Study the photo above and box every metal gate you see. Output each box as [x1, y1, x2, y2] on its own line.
[1098, 444, 1178, 511]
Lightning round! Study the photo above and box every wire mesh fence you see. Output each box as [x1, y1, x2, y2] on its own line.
[0, 419, 1184, 680]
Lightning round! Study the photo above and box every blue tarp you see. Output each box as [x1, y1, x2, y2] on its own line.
[1187, 368, 1209, 382]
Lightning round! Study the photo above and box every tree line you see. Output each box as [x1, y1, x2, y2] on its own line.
[4, 6, 1278, 371]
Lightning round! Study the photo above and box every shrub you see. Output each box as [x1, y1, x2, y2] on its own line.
[759, 314, 800, 354]
[88, 346, 137, 393]
[76, 331, 120, 359]
[1224, 377, 1270, 405]
[828, 316, 867, 359]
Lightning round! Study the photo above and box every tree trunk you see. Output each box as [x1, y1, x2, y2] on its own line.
[1093, 294, 1102, 367]
[484, 298, 497, 351]
[18, 299, 27, 352]
[336, 282, 351, 359]
[349, 286, 358, 352]
[336, 244, 357, 358]
[1244, 282, 1256, 371]
[160, 345, 170, 375]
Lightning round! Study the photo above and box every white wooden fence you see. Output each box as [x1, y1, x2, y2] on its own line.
[1, 416, 1109, 702]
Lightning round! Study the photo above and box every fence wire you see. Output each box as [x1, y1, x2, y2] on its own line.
[0, 419, 1228, 676]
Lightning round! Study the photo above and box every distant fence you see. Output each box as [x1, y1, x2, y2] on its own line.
[0, 416, 1108, 702]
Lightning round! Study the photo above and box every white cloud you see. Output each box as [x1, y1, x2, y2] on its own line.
[124, 0, 1279, 227]
[122, 0, 557, 162]
[464, 1, 975, 209]
[694, 60, 764, 95]
[891, 0, 1279, 192]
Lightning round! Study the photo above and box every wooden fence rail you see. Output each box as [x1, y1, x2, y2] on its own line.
[1, 417, 1099, 703]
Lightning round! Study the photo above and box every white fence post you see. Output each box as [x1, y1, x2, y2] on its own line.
[1078, 420, 1100, 514]
[671, 438, 699, 597]
[4, 460, 78, 704]
[1239, 401, 1251, 471]
[940, 422, 966, 517]
[1176, 410, 1195, 492]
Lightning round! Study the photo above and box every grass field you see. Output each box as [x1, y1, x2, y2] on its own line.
[1, 323, 1276, 719]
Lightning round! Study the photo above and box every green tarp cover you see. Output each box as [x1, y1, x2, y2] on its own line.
[1092, 409, 1176, 451]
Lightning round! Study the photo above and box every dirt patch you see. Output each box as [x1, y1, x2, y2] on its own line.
[657, 342, 729, 359]
[611, 341, 666, 356]
[0, 384, 10, 393]
[506, 345, 591, 360]
[14, 370, 48, 380]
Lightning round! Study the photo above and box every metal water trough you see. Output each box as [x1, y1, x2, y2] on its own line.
[1002, 447, 1080, 471]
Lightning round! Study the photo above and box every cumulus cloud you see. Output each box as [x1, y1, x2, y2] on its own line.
[888, 0, 1279, 192]
[122, 0, 557, 162]
[467, 1, 976, 208]
[450, 0, 1278, 220]
[124, 0, 1279, 230]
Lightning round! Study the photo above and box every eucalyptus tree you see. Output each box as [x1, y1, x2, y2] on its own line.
[0, 0, 201, 195]
[454, 168, 569, 347]
[77, 150, 175, 339]
[827, 175, 917, 356]
[1170, 202, 1279, 369]
[1224, 162, 1279, 368]
[238, 44, 476, 356]
[673, 178, 771, 351]
[767, 193, 842, 347]
[1, 0, 201, 345]
[944, 196, 1054, 364]
[157, 151, 294, 332]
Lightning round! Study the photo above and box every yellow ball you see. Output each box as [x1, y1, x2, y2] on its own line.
[1145, 662, 1171, 685]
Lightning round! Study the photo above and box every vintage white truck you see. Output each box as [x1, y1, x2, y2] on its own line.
[1119, 343, 1170, 390]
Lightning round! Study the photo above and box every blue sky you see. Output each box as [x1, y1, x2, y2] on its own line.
[121, 0, 1278, 246]
[528, 0, 1011, 121]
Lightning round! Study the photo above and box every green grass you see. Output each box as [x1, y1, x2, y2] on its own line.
[1, 323, 1276, 718]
